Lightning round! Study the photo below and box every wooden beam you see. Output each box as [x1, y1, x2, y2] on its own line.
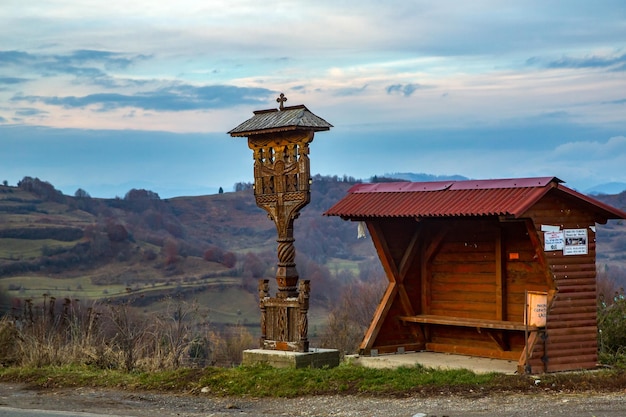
[524, 219, 555, 290]
[367, 221, 398, 283]
[425, 343, 521, 361]
[397, 225, 420, 316]
[359, 283, 398, 352]
[398, 314, 541, 331]
[398, 225, 421, 283]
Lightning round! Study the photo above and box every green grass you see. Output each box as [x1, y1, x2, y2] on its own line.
[326, 258, 360, 276]
[1, 363, 624, 397]
[0, 238, 78, 260]
[0, 363, 497, 396]
[0, 275, 127, 299]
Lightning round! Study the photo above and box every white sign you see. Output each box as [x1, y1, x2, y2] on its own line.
[544, 231, 564, 251]
[563, 228, 588, 255]
[527, 291, 547, 327]
[541, 224, 561, 232]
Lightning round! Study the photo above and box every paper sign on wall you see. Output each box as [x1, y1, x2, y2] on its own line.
[544, 231, 564, 251]
[563, 228, 588, 255]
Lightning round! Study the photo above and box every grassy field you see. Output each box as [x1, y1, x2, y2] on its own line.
[0, 238, 78, 260]
[0, 363, 625, 397]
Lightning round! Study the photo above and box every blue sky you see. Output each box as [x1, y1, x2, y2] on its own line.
[1, 1, 625, 198]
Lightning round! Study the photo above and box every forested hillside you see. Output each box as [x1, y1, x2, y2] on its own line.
[2, 175, 626, 326]
[0, 175, 381, 325]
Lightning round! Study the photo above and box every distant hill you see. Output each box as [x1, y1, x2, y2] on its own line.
[585, 182, 626, 196]
[383, 172, 470, 182]
[0, 175, 380, 323]
[2, 174, 626, 321]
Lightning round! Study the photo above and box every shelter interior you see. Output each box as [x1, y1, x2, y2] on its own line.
[364, 217, 548, 362]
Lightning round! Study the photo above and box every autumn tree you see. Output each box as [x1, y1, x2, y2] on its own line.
[242, 252, 266, 278]
[18, 176, 65, 202]
[162, 238, 180, 266]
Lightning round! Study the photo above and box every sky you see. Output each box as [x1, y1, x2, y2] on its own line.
[1, 1, 625, 198]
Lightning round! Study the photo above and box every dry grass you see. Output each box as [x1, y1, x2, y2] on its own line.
[0, 295, 257, 371]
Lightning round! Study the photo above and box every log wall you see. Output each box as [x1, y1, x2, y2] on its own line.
[525, 194, 599, 373]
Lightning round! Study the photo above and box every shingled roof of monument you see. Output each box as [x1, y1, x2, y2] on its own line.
[228, 104, 333, 137]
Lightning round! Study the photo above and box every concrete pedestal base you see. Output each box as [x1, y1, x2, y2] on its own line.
[242, 348, 340, 369]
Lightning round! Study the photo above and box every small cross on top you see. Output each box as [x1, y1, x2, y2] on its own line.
[276, 93, 287, 110]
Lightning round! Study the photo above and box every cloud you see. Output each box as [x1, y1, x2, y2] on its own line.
[553, 135, 626, 159]
[604, 98, 626, 105]
[0, 49, 149, 79]
[0, 77, 30, 85]
[15, 108, 48, 117]
[527, 52, 626, 71]
[13, 85, 274, 111]
[334, 85, 368, 96]
[386, 83, 427, 97]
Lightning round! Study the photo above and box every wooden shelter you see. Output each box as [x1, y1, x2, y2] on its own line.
[325, 177, 626, 373]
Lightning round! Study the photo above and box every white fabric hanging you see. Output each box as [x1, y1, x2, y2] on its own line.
[357, 221, 366, 239]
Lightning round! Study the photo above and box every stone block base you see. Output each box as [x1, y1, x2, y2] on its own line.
[242, 348, 340, 369]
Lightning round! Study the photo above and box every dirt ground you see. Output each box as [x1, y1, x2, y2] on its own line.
[2, 382, 626, 417]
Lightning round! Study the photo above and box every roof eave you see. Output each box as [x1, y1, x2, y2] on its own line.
[553, 184, 626, 221]
[229, 125, 331, 137]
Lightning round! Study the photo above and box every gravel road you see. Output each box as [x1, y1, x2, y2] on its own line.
[1, 383, 626, 417]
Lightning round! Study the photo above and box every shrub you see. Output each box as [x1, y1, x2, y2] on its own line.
[0, 317, 20, 365]
[598, 287, 626, 364]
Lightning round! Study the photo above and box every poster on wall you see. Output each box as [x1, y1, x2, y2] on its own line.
[563, 228, 588, 255]
[544, 230, 564, 251]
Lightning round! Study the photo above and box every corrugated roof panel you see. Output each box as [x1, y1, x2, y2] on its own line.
[449, 177, 559, 190]
[351, 181, 453, 193]
[323, 177, 604, 219]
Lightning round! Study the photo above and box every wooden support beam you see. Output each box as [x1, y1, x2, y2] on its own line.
[368, 221, 398, 283]
[398, 226, 421, 283]
[361, 221, 425, 348]
[359, 283, 397, 352]
[524, 219, 555, 290]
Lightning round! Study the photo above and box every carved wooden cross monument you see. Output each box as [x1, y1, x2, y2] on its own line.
[228, 95, 332, 352]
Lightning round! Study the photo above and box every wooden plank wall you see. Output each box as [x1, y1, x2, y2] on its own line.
[525, 194, 599, 373]
[428, 220, 497, 320]
[424, 219, 548, 359]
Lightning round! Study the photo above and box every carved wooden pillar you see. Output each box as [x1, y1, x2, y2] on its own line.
[248, 131, 313, 298]
[229, 96, 332, 352]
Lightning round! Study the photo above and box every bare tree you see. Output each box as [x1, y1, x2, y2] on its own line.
[319, 281, 386, 356]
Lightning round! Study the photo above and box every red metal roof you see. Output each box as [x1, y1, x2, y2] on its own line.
[324, 177, 626, 220]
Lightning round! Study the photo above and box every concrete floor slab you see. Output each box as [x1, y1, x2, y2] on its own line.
[347, 351, 519, 374]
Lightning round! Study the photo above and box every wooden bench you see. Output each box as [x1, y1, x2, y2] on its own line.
[398, 314, 545, 359]
[398, 314, 542, 331]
